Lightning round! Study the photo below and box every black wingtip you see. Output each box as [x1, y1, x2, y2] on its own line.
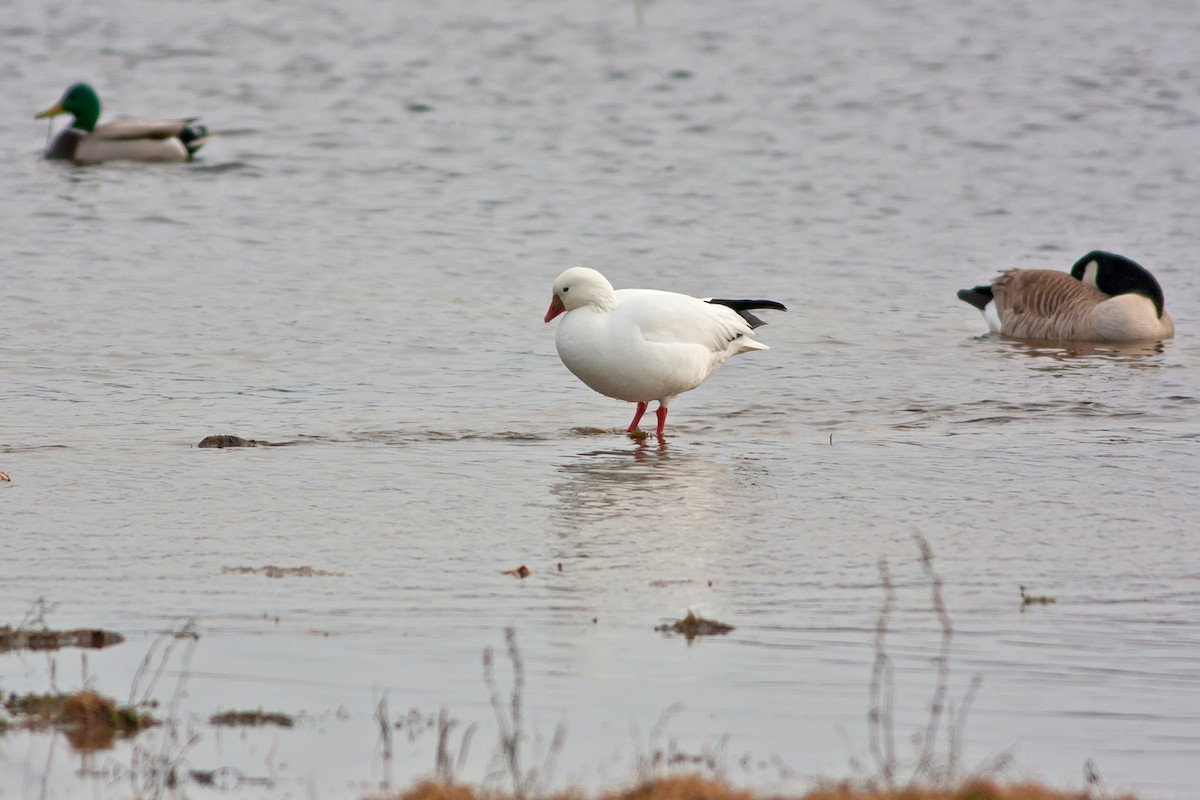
[706, 298, 787, 329]
[957, 285, 993, 311]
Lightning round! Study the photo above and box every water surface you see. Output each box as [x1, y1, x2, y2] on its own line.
[2, 0, 1199, 797]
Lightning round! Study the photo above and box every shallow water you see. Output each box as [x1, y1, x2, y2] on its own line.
[2, 0, 1199, 797]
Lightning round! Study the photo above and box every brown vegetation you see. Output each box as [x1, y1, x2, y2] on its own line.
[197, 434, 264, 448]
[0, 625, 125, 652]
[654, 611, 734, 639]
[210, 709, 295, 728]
[2, 689, 157, 752]
[373, 776, 1122, 800]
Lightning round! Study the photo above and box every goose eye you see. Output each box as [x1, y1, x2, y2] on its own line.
[562, 286, 570, 293]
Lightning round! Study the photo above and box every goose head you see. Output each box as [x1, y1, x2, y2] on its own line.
[1070, 251, 1167, 318]
[544, 267, 617, 322]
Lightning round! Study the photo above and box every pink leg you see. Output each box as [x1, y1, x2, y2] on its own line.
[626, 401, 649, 433]
[655, 405, 668, 438]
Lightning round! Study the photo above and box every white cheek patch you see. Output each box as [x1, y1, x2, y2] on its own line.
[1082, 260, 1100, 289]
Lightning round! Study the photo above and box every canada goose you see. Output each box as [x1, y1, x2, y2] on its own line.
[35, 83, 207, 165]
[957, 251, 1173, 341]
[544, 267, 786, 438]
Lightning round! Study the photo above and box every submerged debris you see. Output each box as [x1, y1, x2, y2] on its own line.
[1019, 585, 1056, 606]
[0, 626, 124, 652]
[198, 434, 265, 448]
[571, 427, 613, 436]
[655, 611, 734, 640]
[211, 709, 295, 728]
[197, 434, 309, 448]
[501, 565, 531, 579]
[2, 690, 157, 751]
[222, 565, 348, 578]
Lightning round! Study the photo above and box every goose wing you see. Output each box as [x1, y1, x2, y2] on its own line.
[993, 269, 1106, 339]
[615, 289, 755, 353]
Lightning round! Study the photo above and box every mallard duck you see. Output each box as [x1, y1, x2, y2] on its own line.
[958, 251, 1174, 341]
[35, 83, 207, 165]
[543, 267, 786, 438]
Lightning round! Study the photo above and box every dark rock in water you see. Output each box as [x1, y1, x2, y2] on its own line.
[198, 435, 261, 448]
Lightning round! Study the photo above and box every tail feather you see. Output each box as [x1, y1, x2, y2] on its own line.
[178, 123, 209, 158]
[956, 285, 993, 310]
[705, 298, 787, 329]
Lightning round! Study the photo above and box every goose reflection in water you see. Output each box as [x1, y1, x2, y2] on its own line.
[550, 442, 747, 531]
[998, 338, 1168, 360]
[993, 337, 1171, 373]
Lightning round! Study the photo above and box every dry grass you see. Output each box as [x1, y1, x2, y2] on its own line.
[383, 781, 500, 800]
[372, 775, 1126, 800]
[796, 777, 1110, 799]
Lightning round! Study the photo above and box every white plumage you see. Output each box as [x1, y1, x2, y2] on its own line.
[543, 267, 785, 438]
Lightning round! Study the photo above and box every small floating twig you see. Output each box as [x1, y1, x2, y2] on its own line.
[1019, 585, 1056, 606]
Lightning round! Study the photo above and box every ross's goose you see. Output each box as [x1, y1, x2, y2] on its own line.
[544, 267, 785, 438]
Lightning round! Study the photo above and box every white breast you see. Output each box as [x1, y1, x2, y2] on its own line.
[1092, 294, 1174, 341]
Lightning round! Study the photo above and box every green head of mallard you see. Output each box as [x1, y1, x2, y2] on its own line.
[36, 83, 102, 132]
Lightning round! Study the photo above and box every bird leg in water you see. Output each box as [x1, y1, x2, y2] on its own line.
[626, 401, 649, 432]
[655, 406, 668, 438]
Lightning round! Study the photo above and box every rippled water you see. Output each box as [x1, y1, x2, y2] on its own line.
[3, 0, 1199, 797]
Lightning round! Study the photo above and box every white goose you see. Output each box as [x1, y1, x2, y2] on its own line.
[543, 267, 786, 438]
[958, 251, 1173, 341]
